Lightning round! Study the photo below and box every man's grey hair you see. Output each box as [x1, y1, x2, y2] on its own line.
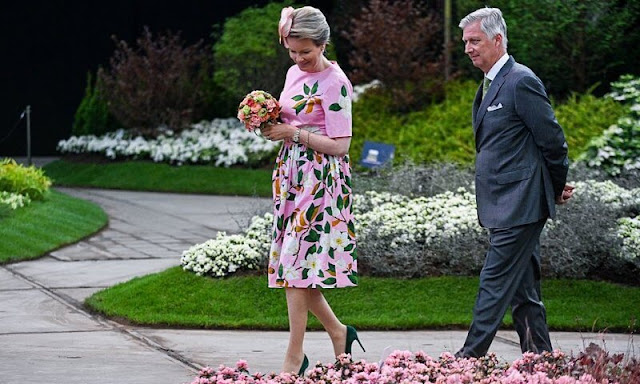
[459, 7, 508, 50]
[289, 6, 330, 47]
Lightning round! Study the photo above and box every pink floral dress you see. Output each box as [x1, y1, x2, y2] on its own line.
[268, 62, 357, 289]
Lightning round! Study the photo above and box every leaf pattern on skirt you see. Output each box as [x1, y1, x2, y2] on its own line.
[268, 141, 357, 288]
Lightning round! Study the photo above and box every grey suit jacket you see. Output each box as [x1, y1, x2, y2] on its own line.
[473, 56, 569, 228]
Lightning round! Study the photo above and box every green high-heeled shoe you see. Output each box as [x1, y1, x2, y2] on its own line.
[298, 354, 309, 376]
[345, 325, 366, 355]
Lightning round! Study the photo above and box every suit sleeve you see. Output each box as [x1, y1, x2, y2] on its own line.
[514, 75, 569, 197]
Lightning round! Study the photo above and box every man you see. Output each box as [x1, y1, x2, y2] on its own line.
[456, 7, 575, 358]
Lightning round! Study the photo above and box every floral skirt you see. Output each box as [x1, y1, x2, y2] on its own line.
[267, 141, 357, 288]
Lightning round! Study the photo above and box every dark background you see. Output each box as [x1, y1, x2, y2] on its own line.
[0, 0, 333, 156]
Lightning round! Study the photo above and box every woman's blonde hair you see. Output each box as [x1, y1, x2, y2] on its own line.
[289, 6, 330, 46]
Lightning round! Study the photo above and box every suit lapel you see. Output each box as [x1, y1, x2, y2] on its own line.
[472, 84, 482, 127]
[473, 56, 515, 132]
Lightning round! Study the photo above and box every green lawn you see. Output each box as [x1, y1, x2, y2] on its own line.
[0, 190, 107, 263]
[30, 158, 640, 332]
[43, 159, 273, 197]
[86, 267, 640, 332]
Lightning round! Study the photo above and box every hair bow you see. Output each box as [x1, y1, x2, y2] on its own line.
[278, 7, 294, 48]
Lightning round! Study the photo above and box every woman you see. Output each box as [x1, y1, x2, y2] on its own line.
[260, 6, 363, 376]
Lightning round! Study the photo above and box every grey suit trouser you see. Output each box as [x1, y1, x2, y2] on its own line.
[457, 218, 552, 358]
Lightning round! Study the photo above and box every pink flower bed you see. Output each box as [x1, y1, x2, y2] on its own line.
[191, 344, 639, 384]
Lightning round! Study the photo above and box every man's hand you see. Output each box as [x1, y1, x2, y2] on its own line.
[555, 184, 575, 205]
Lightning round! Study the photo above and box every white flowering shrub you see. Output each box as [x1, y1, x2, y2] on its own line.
[353, 188, 488, 277]
[180, 213, 272, 277]
[354, 189, 481, 245]
[181, 188, 487, 279]
[616, 216, 640, 265]
[606, 74, 640, 104]
[356, 180, 639, 281]
[180, 165, 640, 282]
[0, 191, 31, 210]
[57, 118, 280, 167]
[572, 180, 640, 209]
[579, 74, 640, 176]
[540, 179, 640, 283]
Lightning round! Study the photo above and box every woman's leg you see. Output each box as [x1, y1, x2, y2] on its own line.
[307, 289, 347, 356]
[283, 287, 309, 373]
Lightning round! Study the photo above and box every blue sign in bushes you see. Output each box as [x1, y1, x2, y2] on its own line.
[360, 141, 395, 168]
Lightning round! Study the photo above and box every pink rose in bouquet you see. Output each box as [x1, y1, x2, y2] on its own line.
[237, 90, 281, 133]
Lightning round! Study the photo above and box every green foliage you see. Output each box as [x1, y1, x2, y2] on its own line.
[607, 74, 640, 104]
[43, 159, 273, 197]
[73, 71, 120, 136]
[0, 190, 107, 264]
[455, 0, 640, 98]
[579, 117, 640, 176]
[351, 80, 478, 166]
[212, 1, 294, 117]
[86, 267, 640, 331]
[554, 92, 627, 159]
[578, 74, 640, 176]
[0, 203, 10, 220]
[351, 79, 627, 166]
[0, 158, 51, 200]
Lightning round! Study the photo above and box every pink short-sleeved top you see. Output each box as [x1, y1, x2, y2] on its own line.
[279, 62, 353, 138]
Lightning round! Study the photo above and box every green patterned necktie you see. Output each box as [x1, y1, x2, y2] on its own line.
[482, 77, 492, 99]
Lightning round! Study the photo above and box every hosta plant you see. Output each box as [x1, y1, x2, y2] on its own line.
[579, 74, 640, 176]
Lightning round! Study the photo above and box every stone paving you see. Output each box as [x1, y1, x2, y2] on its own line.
[0, 184, 636, 383]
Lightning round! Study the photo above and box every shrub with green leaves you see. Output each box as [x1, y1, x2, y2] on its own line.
[212, 1, 294, 117]
[455, 0, 640, 98]
[351, 79, 621, 166]
[73, 71, 120, 136]
[579, 117, 640, 176]
[607, 74, 640, 104]
[553, 92, 627, 157]
[578, 74, 640, 176]
[0, 158, 51, 200]
[351, 80, 477, 166]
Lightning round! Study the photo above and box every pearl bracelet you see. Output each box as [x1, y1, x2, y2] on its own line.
[292, 127, 301, 143]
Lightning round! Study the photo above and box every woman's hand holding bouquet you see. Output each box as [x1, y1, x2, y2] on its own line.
[237, 90, 281, 136]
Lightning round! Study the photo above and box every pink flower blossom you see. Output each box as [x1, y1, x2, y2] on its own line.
[192, 347, 634, 384]
[236, 360, 249, 371]
[250, 103, 261, 113]
[237, 90, 281, 132]
[250, 115, 262, 128]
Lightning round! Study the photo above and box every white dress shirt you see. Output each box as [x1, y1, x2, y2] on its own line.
[485, 53, 510, 81]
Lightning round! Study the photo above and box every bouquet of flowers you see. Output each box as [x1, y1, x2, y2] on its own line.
[237, 90, 281, 133]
